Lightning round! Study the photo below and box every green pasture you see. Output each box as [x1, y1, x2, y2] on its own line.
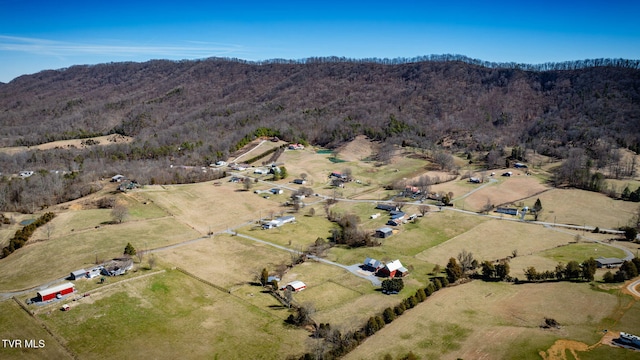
[540, 243, 628, 263]
[0, 217, 200, 290]
[282, 261, 400, 331]
[0, 300, 71, 360]
[39, 270, 309, 359]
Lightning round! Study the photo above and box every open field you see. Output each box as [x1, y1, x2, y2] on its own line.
[458, 174, 550, 212]
[36, 270, 310, 360]
[2, 138, 640, 359]
[282, 261, 399, 331]
[137, 181, 284, 234]
[0, 134, 133, 155]
[530, 188, 638, 229]
[0, 300, 72, 359]
[158, 233, 292, 289]
[0, 215, 200, 291]
[415, 219, 577, 265]
[540, 242, 628, 263]
[343, 281, 633, 360]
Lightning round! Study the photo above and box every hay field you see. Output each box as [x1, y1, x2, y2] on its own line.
[158, 234, 291, 289]
[415, 219, 577, 265]
[138, 181, 283, 234]
[459, 175, 549, 211]
[530, 188, 638, 229]
[38, 270, 309, 360]
[344, 281, 624, 360]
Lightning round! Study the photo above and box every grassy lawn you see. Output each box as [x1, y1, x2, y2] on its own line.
[0, 300, 71, 360]
[0, 217, 200, 291]
[282, 261, 400, 332]
[540, 243, 629, 263]
[238, 214, 337, 251]
[39, 270, 310, 359]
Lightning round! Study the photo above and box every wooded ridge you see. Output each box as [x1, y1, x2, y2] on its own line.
[0, 55, 638, 212]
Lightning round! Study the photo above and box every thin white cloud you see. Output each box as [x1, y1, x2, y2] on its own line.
[0, 35, 248, 58]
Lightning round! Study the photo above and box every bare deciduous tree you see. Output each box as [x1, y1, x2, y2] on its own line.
[111, 202, 129, 224]
[418, 204, 430, 217]
[147, 254, 156, 269]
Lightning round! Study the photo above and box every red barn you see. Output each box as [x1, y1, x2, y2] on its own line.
[378, 260, 408, 278]
[37, 282, 75, 302]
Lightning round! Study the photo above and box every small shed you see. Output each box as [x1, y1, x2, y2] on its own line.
[270, 188, 283, 195]
[37, 282, 75, 302]
[69, 269, 87, 280]
[284, 281, 306, 292]
[376, 227, 394, 238]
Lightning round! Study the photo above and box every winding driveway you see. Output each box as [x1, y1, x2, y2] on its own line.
[628, 278, 640, 298]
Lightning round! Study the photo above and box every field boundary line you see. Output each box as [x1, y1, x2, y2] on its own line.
[174, 267, 230, 293]
[174, 267, 287, 320]
[12, 296, 78, 360]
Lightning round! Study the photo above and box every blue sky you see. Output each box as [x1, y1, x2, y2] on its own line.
[1, 0, 639, 83]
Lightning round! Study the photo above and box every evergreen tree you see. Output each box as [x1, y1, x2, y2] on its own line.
[445, 257, 463, 283]
[260, 268, 269, 286]
[124, 242, 136, 256]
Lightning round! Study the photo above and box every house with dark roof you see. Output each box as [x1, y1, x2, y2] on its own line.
[376, 227, 394, 238]
[363, 257, 383, 272]
[375, 203, 398, 212]
[595, 257, 624, 268]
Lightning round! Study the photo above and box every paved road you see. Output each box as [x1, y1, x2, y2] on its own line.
[230, 231, 381, 286]
[1, 172, 633, 299]
[628, 278, 640, 298]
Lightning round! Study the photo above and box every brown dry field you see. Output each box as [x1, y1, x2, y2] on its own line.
[158, 234, 291, 289]
[136, 181, 283, 235]
[415, 219, 576, 265]
[0, 134, 132, 155]
[463, 175, 549, 210]
[343, 281, 621, 360]
[531, 188, 638, 229]
[335, 135, 378, 162]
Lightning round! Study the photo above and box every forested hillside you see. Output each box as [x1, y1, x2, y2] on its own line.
[0, 56, 639, 212]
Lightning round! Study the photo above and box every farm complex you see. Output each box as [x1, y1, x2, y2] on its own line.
[1, 137, 640, 359]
